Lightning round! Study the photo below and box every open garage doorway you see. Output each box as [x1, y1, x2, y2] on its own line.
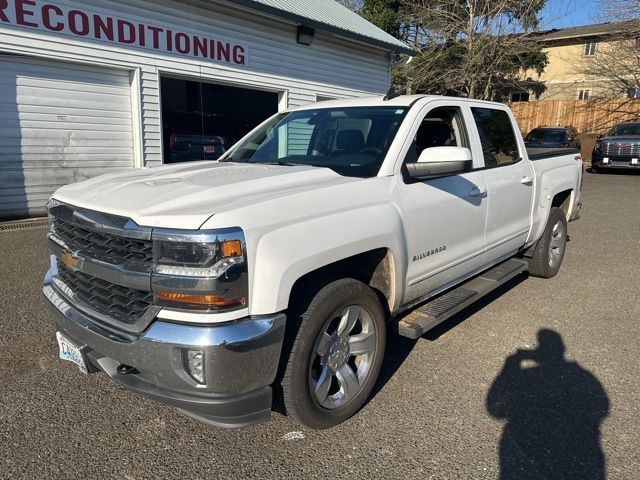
[160, 77, 279, 163]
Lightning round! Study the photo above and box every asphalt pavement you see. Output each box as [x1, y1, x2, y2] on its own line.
[1, 171, 639, 479]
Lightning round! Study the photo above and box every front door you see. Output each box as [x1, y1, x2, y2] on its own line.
[400, 104, 488, 305]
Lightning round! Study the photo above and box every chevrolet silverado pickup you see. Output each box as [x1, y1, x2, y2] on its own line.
[43, 95, 583, 429]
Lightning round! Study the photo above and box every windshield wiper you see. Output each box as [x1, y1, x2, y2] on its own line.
[260, 161, 307, 167]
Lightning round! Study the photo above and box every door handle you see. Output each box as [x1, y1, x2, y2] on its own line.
[520, 175, 533, 185]
[468, 187, 487, 198]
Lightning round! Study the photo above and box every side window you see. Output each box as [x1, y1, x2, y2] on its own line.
[413, 106, 467, 160]
[471, 108, 520, 167]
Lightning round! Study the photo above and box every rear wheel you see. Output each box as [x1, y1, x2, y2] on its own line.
[528, 207, 568, 278]
[278, 278, 386, 429]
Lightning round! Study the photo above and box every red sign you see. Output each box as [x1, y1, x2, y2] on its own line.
[0, 0, 248, 66]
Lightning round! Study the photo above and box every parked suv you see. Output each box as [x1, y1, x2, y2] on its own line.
[592, 122, 640, 172]
[524, 126, 581, 150]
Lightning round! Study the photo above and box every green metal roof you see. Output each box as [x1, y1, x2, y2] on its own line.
[226, 0, 415, 55]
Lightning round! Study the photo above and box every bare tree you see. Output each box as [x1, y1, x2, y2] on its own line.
[336, 0, 364, 11]
[395, 0, 548, 100]
[600, 0, 640, 21]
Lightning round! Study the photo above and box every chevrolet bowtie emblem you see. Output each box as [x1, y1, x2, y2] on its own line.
[61, 251, 80, 269]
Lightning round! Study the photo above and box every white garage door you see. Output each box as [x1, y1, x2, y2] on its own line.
[0, 55, 135, 219]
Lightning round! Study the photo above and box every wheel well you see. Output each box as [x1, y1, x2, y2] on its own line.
[552, 190, 573, 218]
[288, 248, 395, 316]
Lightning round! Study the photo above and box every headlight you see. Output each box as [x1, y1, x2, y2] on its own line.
[152, 227, 248, 311]
[594, 141, 602, 151]
[153, 228, 244, 277]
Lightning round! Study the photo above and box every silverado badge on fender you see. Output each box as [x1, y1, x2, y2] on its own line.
[413, 246, 447, 262]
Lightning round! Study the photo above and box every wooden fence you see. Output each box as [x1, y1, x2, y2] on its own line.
[508, 99, 640, 134]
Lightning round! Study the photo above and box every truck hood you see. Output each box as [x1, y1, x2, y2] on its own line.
[599, 135, 640, 143]
[52, 162, 358, 229]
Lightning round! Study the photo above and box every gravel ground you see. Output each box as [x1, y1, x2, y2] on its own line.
[1, 171, 638, 479]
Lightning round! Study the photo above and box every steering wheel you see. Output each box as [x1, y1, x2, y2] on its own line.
[358, 147, 383, 156]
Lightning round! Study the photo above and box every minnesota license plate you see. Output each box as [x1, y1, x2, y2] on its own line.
[56, 332, 88, 374]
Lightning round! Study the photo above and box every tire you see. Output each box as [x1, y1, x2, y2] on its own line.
[528, 207, 568, 278]
[278, 278, 386, 429]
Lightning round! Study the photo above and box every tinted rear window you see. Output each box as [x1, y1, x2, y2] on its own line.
[471, 108, 520, 167]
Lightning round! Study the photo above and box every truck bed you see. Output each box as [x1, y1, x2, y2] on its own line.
[526, 147, 580, 161]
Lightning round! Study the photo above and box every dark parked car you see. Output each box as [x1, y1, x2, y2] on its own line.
[592, 122, 640, 173]
[524, 126, 581, 149]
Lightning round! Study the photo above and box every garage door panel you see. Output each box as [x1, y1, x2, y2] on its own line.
[1, 166, 129, 186]
[0, 120, 133, 132]
[0, 111, 134, 126]
[0, 56, 131, 86]
[0, 153, 134, 163]
[0, 137, 133, 149]
[11, 104, 133, 119]
[0, 128, 133, 140]
[0, 146, 133, 157]
[11, 84, 133, 105]
[8, 95, 132, 114]
[0, 78, 132, 97]
[0, 56, 135, 219]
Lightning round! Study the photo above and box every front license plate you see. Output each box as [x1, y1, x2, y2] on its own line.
[56, 332, 88, 374]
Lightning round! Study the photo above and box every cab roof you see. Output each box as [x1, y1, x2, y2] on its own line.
[289, 95, 506, 111]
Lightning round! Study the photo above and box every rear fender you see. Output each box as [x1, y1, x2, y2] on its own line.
[528, 164, 577, 245]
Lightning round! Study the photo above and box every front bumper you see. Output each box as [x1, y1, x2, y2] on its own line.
[43, 283, 286, 428]
[592, 151, 640, 170]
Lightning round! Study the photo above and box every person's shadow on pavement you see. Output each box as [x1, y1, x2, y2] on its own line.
[486, 329, 609, 479]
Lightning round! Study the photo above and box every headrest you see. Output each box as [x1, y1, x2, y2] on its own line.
[336, 129, 365, 151]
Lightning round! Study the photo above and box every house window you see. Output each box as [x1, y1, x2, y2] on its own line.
[584, 40, 597, 56]
[628, 87, 640, 99]
[510, 91, 530, 102]
[578, 89, 590, 100]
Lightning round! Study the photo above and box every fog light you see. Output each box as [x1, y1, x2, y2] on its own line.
[183, 349, 205, 385]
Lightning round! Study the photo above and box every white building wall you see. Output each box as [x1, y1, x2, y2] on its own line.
[0, 0, 391, 169]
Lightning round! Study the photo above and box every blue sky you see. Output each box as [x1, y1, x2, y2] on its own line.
[540, 0, 601, 29]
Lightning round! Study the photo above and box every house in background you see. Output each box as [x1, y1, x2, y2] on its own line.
[511, 20, 640, 102]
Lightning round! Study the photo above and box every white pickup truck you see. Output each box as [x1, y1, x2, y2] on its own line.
[43, 95, 583, 429]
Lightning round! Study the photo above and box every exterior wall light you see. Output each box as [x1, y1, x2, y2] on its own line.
[297, 25, 315, 46]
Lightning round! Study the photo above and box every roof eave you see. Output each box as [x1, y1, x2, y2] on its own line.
[225, 0, 417, 56]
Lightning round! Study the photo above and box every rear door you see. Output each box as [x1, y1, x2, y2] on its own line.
[469, 106, 534, 262]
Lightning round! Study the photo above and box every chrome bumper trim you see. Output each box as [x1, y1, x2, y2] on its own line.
[44, 282, 286, 396]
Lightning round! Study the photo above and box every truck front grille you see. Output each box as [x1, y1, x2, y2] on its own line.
[57, 261, 153, 325]
[601, 142, 640, 157]
[52, 218, 153, 266]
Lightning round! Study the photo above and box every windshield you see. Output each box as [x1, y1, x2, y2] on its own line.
[525, 129, 566, 143]
[220, 106, 409, 177]
[608, 123, 640, 136]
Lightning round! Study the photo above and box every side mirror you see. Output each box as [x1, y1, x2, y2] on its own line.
[406, 146, 473, 180]
[596, 133, 604, 139]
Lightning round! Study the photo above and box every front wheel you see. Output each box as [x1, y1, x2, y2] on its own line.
[278, 278, 386, 429]
[528, 207, 568, 278]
